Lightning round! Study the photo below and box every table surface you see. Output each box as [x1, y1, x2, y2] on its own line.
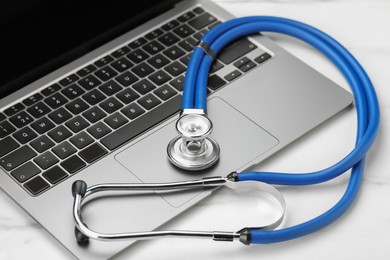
[1, 0, 389, 259]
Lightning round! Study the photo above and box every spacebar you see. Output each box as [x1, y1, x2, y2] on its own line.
[101, 95, 181, 150]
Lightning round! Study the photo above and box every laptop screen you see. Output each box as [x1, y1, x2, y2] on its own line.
[0, 0, 181, 99]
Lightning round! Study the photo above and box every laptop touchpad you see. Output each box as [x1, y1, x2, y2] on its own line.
[115, 97, 279, 207]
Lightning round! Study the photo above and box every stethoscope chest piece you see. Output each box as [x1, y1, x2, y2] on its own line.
[167, 109, 220, 171]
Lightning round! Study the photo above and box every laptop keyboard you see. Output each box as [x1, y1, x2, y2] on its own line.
[0, 6, 272, 196]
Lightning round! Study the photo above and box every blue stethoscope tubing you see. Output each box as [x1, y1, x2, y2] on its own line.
[182, 16, 380, 244]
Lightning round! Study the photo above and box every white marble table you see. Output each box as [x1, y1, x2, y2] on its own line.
[1, 0, 389, 259]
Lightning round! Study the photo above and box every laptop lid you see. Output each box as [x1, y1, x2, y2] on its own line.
[0, 0, 181, 100]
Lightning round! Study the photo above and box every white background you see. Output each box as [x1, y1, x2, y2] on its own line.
[1, 0, 389, 259]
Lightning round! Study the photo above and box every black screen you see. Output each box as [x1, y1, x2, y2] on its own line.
[0, 0, 180, 99]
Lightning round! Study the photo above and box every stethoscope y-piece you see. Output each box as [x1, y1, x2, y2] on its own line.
[72, 172, 286, 245]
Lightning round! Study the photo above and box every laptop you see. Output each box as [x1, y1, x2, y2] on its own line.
[0, 0, 353, 259]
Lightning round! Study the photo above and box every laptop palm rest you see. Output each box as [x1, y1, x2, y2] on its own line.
[115, 97, 279, 207]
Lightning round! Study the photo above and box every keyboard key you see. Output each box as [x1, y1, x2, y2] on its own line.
[78, 75, 102, 91]
[94, 55, 114, 67]
[59, 74, 79, 87]
[121, 103, 145, 120]
[34, 151, 59, 170]
[0, 112, 5, 122]
[52, 141, 76, 159]
[87, 122, 111, 139]
[41, 83, 61, 96]
[65, 116, 90, 133]
[127, 49, 150, 63]
[61, 84, 85, 100]
[169, 75, 185, 91]
[100, 97, 124, 114]
[149, 70, 172, 86]
[82, 89, 106, 105]
[158, 32, 180, 47]
[145, 28, 164, 40]
[163, 45, 185, 60]
[70, 131, 94, 149]
[208, 75, 226, 90]
[218, 38, 257, 64]
[147, 54, 169, 69]
[177, 11, 195, 22]
[23, 93, 43, 107]
[193, 29, 207, 41]
[161, 20, 180, 31]
[11, 162, 41, 183]
[154, 85, 177, 101]
[101, 95, 181, 150]
[48, 107, 72, 124]
[138, 94, 161, 110]
[104, 112, 128, 129]
[24, 176, 50, 195]
[210, 60, 224, 73]
[173, 24, 195, 38]
[128, 37, 147, 49]
[99, 80, 122, 96]
[77, 64, 97, 77]
[27, 102, 50, 119]
[95, 66, 118, 82]
[111, 46, 130, 58]
[44, 92, 68, 109]
[255, 53, 272, 64]
[0, 136, 19, 157]
[179, 37, 197, 51]
[133, 79, 156, 95]
[0, 145, 37, 171]
[179, 53, 192, 66]
[9, 111, 33, 128]
[66, 98, 89, 115]
[208, 21, 221, 30]
[239, 61, 256, 72]
[188, 12, 217, 30]
[48, 125, 72, 143]
[12, 127, 37, 144]
[116, 88, 140, 104]
[82, 106, 107, 123]
[4, 103, 25, 117]
[30, 135, 55, 153]
[43, 166, 67, 184]
[110, 57, 133, 73]
[143, 41, 165, 56]
[132, 62, 155, 78]
[224, 70, 242, 81]
[60, 155, 86, 174]
[164, 61, 186, 77]
[233, 57, 250, 68]
[193, 7, 204, 14]
[115, 71, 138, 87]
[0, 120, 16, 138]
[31, 117, 55, 134]
[79, 143, 107, 163]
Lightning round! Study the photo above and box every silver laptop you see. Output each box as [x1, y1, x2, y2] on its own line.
[0, 0, 353, 259]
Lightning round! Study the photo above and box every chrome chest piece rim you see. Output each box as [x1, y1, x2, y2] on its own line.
[167, 111, 220, 171]
[167, 135, 220, 171]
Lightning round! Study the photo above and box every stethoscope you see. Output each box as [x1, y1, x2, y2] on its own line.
[72, 16, 380, 245]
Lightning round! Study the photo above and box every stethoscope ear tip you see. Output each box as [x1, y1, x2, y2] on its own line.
[72, 180, 88, 198]
[75, 226, 90, 245]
